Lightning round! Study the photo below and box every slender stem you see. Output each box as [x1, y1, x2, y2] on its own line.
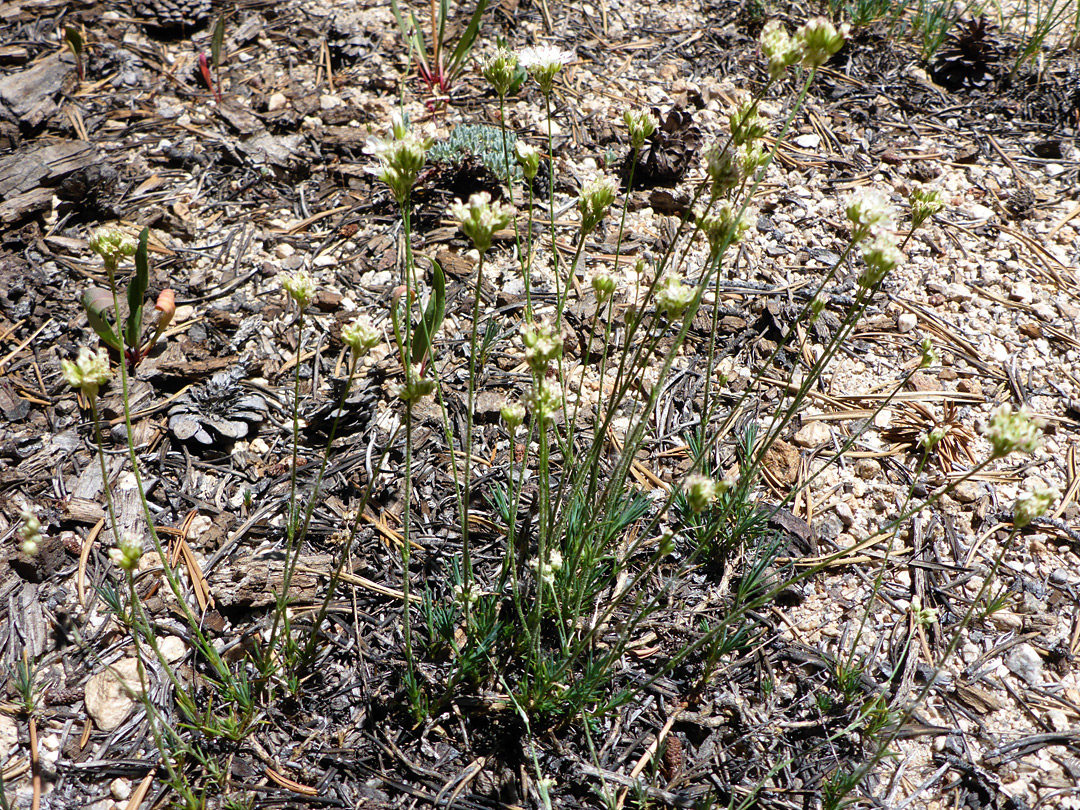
[462, 252, 487, 606]
[402, 400, 415, 675]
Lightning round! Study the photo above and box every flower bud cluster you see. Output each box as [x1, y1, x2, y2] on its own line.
[521, 321, 563, 373]
[516, 142, 541, 180]
[845, 190, 903, 288]
[796, 17, 849, 68]
[527, 377, 561, 427]
[370, 114, 430, 205]
[393, 368, 436, 403]
[449, 192, 514, 253]
[18, 507, 42, 557]
[62, 346, 111, 400]
[759, 20, 803, 80]
[980, 403, 1044, 459]
[699, 202, 751, 260]
[281, 269, 316, 310]
[624, 108, 658, 151]
[729, 102, 767, 146]
[89, 227, 137, 272]
[500, 400, 526, 431]
[529, 549, 563, 586]
[578, 176, 618, 235]
[1013, 481, 1059, 529]
[683, 474, 735, 514]
[591, 271, 616, 302]
[342, 315, 381, 358]
[109, 532, 144, 572]
[910, 186, 945, 229]
[655, 275, 696, 320]
[481, 47, 519, 98]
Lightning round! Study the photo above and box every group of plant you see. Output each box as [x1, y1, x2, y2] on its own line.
[8, 6, 1065, 810]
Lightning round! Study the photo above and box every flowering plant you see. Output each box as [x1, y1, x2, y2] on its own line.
[81, 227, 175, 368]
[390, 0, 489, 104]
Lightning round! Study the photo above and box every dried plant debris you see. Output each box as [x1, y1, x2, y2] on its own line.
[622, 108, 702, 189]
[882, 401, 979, 472]
[167, 364, 267, 446]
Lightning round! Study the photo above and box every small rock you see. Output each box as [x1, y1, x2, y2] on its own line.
[969, 203, 995, 221]
[938, 367, 957, 381]
[952, 480, 981, 503]
[834, 501, 854, 527]
[1004, 643, 1043, 685]
[793, 421, 831, 448]
[1009, 281, 1033, 303]
[944, 282, 972, 302]
[1018, 322, 1042, 339]
[1033, 302, 1055, 320]
[319, 94, 343, 110]
[762, 439, 800, 486]
[794, 133, 820, 149]
[1049, 567, 1069, 585]
[1045, 709, 1069, 732]
[158, 636, 187, 663]
[855, 458, 881, 480]
[907, 372, 936, 391]
[955, 379, 982, 400]
[267, 92, 288, 112]
[896, 312, 918, 333]
[0, 714, 18, 761]
[274, 243, 295, 259]
[873, 408, 892, 428]
[85, 658, 144, 731]
[110, 778, 132, 801]
[313, 253, 337, 267]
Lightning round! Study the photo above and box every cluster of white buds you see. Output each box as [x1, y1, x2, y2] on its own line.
[370, 113, 430, 205]
[683, 474, 736, 514]
[760, 18, 848, 79]
[1013, 481, 1059, 529]
[655, 275, 696, 320]
[280, 269, 316, 310]
[578, 176, 619, 236]
[481, 47, 519, 98]
[521, 321, 563, 373]
[844, 190, 903, 288]
[624, 108, 658, 151]
[500, 400, 526, 431]
[759, 20, 803, 80]
[109, 532, 144, 572]
[18, 507, 42, 557]
[61, 346, 111, 400]
[89, 227, 137, 274]
[516, 142, 541, 181]
[529, 549, 563, 586]
[518, 45, 574, 96]
[449, 192, 514, 253]
[591, 270, 616, 303]
[980, 404, 1044, 459]
[342, 315, 381, 359]
[910, 186, 946, 229]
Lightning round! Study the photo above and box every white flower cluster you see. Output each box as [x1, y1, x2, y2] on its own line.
[62, 346, 111, 400]
[449, 191, 514, 253]
[980, 403, 1044, 459]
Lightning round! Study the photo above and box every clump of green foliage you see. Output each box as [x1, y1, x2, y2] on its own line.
[428, 124, 522, 184]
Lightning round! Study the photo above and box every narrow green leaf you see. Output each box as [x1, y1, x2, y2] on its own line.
[411, 260, 446, 364]
[125, 228, 150, 350]
[448, 0, 487, 79]
[64, 26, 83, 57]
[81, 288, 122, 351]
[211, 16, 226, 72]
